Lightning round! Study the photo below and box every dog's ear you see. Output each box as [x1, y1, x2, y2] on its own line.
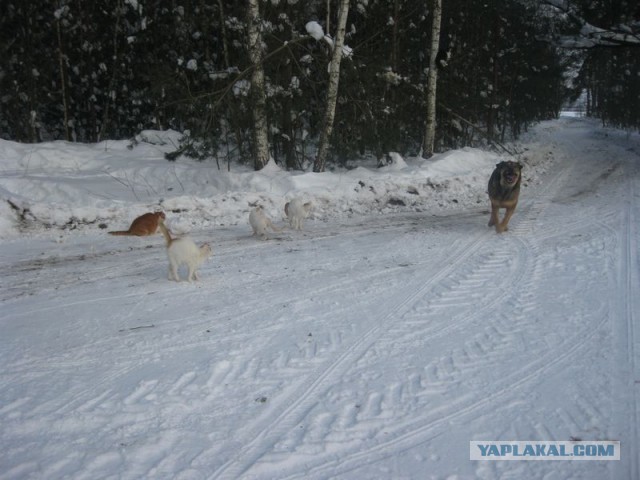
[516, 162, 523, 169]
[496, 162, 503, 167]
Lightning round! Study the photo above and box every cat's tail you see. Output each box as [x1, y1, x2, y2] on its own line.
[108, 230, 132, 236]
[158, 221, 173, 247]
[268, 220, 283, 232]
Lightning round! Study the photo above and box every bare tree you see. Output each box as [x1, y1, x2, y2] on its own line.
[313, 0, 350, 173]
[247, 0, 270, 170]
[422, 0, 442, 159]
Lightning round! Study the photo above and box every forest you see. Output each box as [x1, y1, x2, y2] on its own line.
[1, 0, 638, 170]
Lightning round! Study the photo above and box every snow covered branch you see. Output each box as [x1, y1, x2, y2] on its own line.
[540, 0, 640, 48]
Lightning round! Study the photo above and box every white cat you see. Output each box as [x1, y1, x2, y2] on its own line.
[249, 206, 280, 240]
[159, 221, 212, 282]
[284, 198, 312, 230]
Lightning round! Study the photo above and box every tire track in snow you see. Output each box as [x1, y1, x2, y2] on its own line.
[277, 222, 616, 480]
[0, 216, 475, 439]
[0, 245, 167, 306]
[255, 240, 532, 478]
[0, 216, 453, 451]
[283, 307, 611, 480]
[611, 161, 639, 480]
[2, 228, 444, 377]
[207, 228, 494, 480]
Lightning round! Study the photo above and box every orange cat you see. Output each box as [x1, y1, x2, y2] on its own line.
[108, 211, 166, 236]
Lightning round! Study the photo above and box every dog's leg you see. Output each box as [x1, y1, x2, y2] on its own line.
[497, 205, 517, 233]
[489, 204, 499, 228]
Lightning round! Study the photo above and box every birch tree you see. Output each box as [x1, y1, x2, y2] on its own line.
[313, 0, 350, 173]
[246, 0, 270, 170]
[422, 0, 442, 158]
[55, 9, 71, 142]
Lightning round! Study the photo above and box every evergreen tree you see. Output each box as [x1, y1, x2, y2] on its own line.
[3, 0, 620, 166]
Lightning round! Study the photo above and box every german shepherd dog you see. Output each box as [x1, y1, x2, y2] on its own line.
[488, 161, 522, 233]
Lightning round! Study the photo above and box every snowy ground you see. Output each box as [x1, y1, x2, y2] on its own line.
[0, 117, 638, 479]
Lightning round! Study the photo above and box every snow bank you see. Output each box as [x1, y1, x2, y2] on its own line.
[0, 127, 556, 238]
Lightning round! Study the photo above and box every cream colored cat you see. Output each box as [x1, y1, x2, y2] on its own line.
[158, 221, 211, 282]
[284, 198, 312, 230]
[249, 206, 280, 240]
[109, 211, 165, 236]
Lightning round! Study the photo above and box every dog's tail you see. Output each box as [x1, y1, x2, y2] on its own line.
[108, 230, 132, 236]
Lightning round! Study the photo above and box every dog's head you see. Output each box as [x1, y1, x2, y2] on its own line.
[497, 161, 522, 188]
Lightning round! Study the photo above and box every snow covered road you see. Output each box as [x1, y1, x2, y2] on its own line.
[1, 118, 639, 479]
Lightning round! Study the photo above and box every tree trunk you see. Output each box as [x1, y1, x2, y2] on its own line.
[55, 18, 71, 142]
[98, 0, 124, 142]
[391, 0, 400, 71]
[313, 0, 350, 173]
[423, 0, 442, 159]
[487, 14, 500, 142]
[219, 0, 247, 161]
[282, 62, 297, 170]
[247, 0, 270, 170]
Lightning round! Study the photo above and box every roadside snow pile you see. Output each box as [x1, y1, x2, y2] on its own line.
[0, 130, 553, 238]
